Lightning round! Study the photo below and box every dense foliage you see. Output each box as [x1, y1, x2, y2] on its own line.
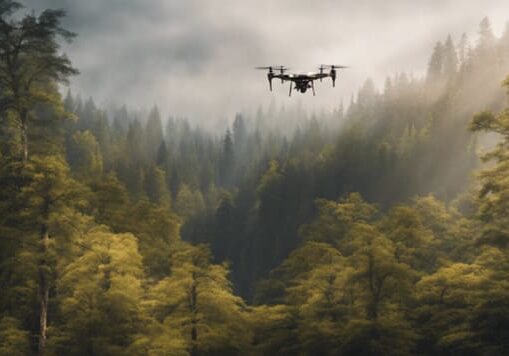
[2, 1, 509, 354]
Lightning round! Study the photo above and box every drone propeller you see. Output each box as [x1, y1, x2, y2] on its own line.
[255, 65, 289, 71]
[274, 66, 289, 83]
[256, 66, 289, 87]
[319, 65, 348, 87]
[257, 66, 283, 91]
[318, 65, 326, 81]
[321, 64, 349, 69]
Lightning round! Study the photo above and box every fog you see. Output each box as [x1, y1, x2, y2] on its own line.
[23, 0, 509, 124]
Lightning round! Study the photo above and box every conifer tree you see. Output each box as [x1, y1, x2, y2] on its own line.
[0, 0, 78, 162]
[148, 244, 250, 356]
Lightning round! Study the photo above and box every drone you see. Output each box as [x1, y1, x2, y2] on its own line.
[256, 65, 348, 96]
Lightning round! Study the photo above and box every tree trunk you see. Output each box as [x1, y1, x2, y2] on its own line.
[367, 253, 378, 320]
[190, 272, 198, 356]
[20, 112, 28, 163]
[38, 223, 49, 356]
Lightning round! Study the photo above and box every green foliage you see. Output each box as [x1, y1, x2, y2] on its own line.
[470, 76, 509, 246]
[3, 6, 509, 355]
[147, 244, 250, 355]
[50, 229, 145, 355]
[0, 317, 30, 356]
[300, 193, 378, 245]
[249, 305, 299, 356]
[67, 130, 103, 179]
[144, 165, 171, 207]
[175, 184, 205, 220]
[88, 171, 130, 230]
[0, 0, 78, 161]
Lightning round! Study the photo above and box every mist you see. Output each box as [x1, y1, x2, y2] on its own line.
[21, 0, 509, 125]
[6, 1, 509, 354]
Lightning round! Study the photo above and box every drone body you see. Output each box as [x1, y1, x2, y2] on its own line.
[256, 65, 348, 96]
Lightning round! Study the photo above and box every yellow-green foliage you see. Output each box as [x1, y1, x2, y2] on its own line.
[52, 229, 145, 355]
[0, 317, 30, 356]
[147, 244, 250, 355]
[68, 130, 103, 178]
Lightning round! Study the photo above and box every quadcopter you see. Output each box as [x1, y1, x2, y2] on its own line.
[256, 65, 348, 96]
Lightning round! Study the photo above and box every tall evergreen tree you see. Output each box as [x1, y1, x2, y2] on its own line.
[219, 129, 235, 188]
[0, 0, 78, 162]
[427, 41, 444, 83]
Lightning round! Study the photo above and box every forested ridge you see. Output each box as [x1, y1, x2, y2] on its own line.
[2, 1, 509, 355]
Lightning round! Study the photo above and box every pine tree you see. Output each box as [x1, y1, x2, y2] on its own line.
[147, 244, 250, 355]
[478, 17, 495, 49]
[469, 78, 509, 246]
[232, 113, 247, 164]
[67, 130, 103, 179]
[145, 106, 164, 161]
[144, 165, 171, 207]
[443, 35, 458, 81]
[156, 140, 168, 167]
[53, 229, 146, 355]
[219, 129, 235, 188]
[427, 42, 444, 83]
[458, 33, 469, 67]
[175, 184, 203, 220]
[0, 1, 78, 162]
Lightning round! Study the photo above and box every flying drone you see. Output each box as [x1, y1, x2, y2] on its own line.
[256, 65, 348, 96]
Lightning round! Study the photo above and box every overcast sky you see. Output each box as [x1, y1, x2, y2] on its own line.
[22, 0, 509, 124]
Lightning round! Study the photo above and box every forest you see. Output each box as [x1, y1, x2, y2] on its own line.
[2, 0, 509, 355]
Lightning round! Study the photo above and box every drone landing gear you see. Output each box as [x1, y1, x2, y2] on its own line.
[289, 82, 292, 97]
[311, 81, 315, 96]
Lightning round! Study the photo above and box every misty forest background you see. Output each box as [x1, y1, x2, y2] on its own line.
[2, 1, 509, 355]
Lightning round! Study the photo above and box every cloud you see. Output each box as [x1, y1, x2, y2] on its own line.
[20, 0, 509, 124]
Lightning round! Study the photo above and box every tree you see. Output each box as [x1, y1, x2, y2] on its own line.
[126, 119, 143, 165]
[469, 77, 509, 246]
[274, 194, 416, 355]
[342, 224, 413, 322]
[0, 1, 78, 162]
[88, 171, 130, 231]
[123, 200, 181, 279]
[284, 245, 353, 355]
[51, 229, 146, 355]
[219, 129, 234, 187]
[458, 33, 469, 67]
[299, 193, 378, 245]
[90, 110, 111, 166]
[148, 244, 250, 356]
[0, 151, 91, 355]
[0, 317, 30, 356]
[144, 164, 171, 207]
[67, 130, 103, 179]
[443, 35, 458, 80]
[380, 205, 437, 272]
[427, 41, 444, 83]
[468, 247, 509, 355]
[145, 106, 163, 160]
[16, 155, 87, 354]
[249, 304, 298, 356]
[156, 140, 168, 167]
[478, 17, 495, 50]
[175, 184, 205, 221]
[232, 113, 247, 165]
[416, 262, 477, 354]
